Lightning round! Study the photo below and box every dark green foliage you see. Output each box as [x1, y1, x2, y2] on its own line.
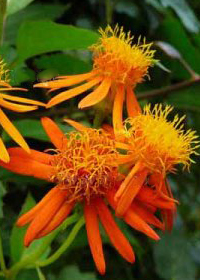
[0, 0, 200, 279]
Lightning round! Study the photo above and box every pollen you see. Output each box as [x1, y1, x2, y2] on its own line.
[51, 129, 119, 203]
[125, 104, 199, 173]
[90, 25, 156, 85]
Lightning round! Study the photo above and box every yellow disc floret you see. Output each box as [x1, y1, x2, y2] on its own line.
[51, 129, 119, 203]
[90, 25, 156, 85]
[125, 104, 199, 173]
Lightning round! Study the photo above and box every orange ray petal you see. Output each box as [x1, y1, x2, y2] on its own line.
[47, 77, 102, 108]
[41, 117, 67, 150]
[115, 168, 148, 216]
[0, 81, 11, 88]
[95, 198, 135, 263]
[17, 188, 60, 226]
[84, 202, 105, 275]
[78, 78, 111, 109]
[34, 72, 96, 88]
[162, 208, 176, 232]
[24, 189, 67, 246]
[0, 98, 37, 112]
[64, 119, 89, 132]
[55, 71, 97, 79]
[112, 84, 125, 138]
[131, 201, 164, 230]
[0, 154, 54, 181]
[107, 190, 159, 240]
[0, 93, 45, 106]
[136, 187, 176, 210]
[126, 86, 141, 117]
[37, 201, 74, 238]
[115, 161, 144, 200]
[124, 208, 160, 240]
[8, 147, 53, 164]
[0, 137, 9, 163]
[0, 108, 30, 152]
[0, 87, 27, 92]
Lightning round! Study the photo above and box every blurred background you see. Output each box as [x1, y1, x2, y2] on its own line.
[0, 0, 200, 279]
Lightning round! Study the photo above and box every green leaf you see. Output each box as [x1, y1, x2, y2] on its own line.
[10, 193, 52, 265]
[6, 0, 35, 16]
[58, 265, 97, 280]
[10, 193, 36, 263]
[157, 16, 200, 79]
[10, 65, 35, 85]
[35, 53, 91, 79]
[153, 229, 196, 280]
[2, 119, 75, 143]
[16, 21, 99, 63]
[5, 3, 70, 44]
[16, 269, 38, 280]
[2, 119, 48, 142]
[160, 0, 200, 33]
[0, 181, 6, 218]
[165, 84, 200, 111]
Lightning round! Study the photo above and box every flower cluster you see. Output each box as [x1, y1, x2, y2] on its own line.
[0, 25, 198, 274]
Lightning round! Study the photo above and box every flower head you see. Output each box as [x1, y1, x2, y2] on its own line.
[0, 58, 45, 163]
[0, 118, 172, 274]
[34, 25, 156, 136]
[90, 25, 155, 85]
[125, 104, 199, 173]
[114, 104, 198, 216]
[51, 128, 119, 203]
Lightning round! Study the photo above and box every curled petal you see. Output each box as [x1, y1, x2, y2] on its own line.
[37, 201, 74, 238]
[0, 137, 9, 163]
[41, 117, 67, 150]
[34, 72, 96, 88]
[84, 202, 105, 275]
[47, 77, 102, 108]
[17, 188, 60, 226]
[78, 78, 111, 109]
[24, 189, 67, 246]
[95, 198, 135, 263]
[0, 108, 30, 152]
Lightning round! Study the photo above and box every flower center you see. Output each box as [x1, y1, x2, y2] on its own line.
[51, 129, 119, 203]
[125, 104, 199, 173]
[90, 25, 156, 85]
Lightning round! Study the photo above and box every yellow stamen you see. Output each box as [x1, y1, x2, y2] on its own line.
[51, 129, 119, 203]
[90, 25, 156, 86]
[125, 104, 199, 173]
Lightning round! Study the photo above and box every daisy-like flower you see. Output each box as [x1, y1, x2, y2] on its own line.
[34, 25, 156, 135]
[0, 118, 174, 274]
[114, 104, 199, 217]
[0, 59, 45, 163]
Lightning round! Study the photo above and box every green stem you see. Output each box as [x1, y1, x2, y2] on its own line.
[105, 0, 113, 25]
[37, 216, 85, 268]
[0, 228, 6, 273]
[7, 214, 78, 280]
[0, 0, 6, 45]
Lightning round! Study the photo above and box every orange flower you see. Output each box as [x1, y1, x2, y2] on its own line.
[0, 118, 170, 274]
[114, 104, 199, 217]
[0, 59, 45, 163]
[34, 25, 156, 136]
